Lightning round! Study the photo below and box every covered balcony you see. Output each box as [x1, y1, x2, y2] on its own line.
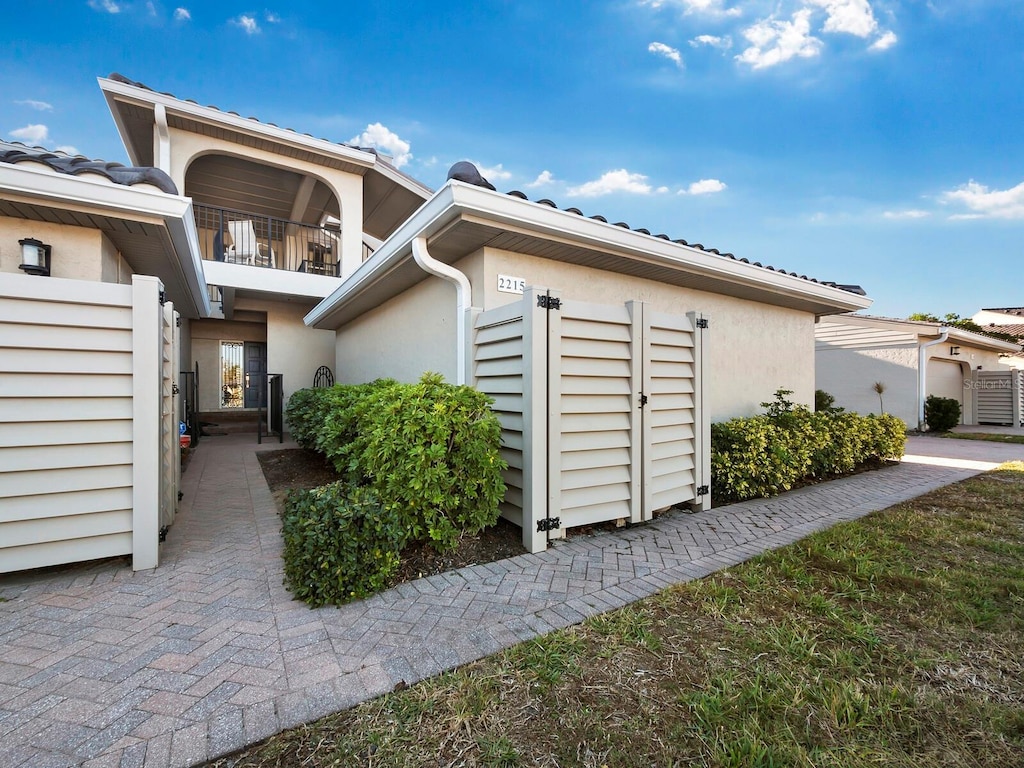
[194, 204, 374, 276]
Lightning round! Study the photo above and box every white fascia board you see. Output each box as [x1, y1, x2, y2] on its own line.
[946, 327, 1022, 353]
[446, 183, 873, 314]
[307, 181, 871, 328]
[837, 313, 1020, 353]
[1, 163, 209, 317]
[203, 260, 342, 299]
[98, 77, 376, 171]
[305, 184, 460, 328]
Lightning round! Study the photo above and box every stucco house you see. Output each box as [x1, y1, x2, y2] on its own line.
[815, 314, 1021, 429]
[2, 72, 875, 568]
[306, 166, 873, 551]
[1, 73, 430, 574]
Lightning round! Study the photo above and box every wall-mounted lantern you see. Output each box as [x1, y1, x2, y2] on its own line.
[18, 238, 51, 276]
[949, 345, 961, 356]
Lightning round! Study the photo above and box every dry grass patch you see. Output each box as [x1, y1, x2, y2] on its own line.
[207, 463, 1024, 768]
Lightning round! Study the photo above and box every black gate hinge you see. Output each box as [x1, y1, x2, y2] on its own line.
[175, 316, 182, 328]
[537, 517, 561, 532]
[537, 295, 561, 311]
[639, 393, 648, 408]
[696, 485, 709, 496]
[696, 318, 709, 329]
[158, 525, 169, 542]
[172, 383, 180, 395]
[158, 290, 167, 306]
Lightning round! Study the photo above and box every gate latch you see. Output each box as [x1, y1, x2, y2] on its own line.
[639, 392, 648, 408]
[537, 517, 561, 532]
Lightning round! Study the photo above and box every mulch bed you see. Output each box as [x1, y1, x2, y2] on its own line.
[255, 448, 527, 586]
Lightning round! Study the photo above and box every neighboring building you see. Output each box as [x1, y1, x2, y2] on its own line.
[971, 307, 1024, 370]
[307, 168, 873, 551]
[815, 314, 1021, 429]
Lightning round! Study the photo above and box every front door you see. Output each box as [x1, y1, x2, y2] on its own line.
[243, 342, 267, 409]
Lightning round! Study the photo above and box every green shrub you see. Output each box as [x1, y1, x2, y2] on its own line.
[814, 388, 843, 413]
[925, 395, 961, 432]
[285, 386, 335, 449]
[281, 483, 409, 607]
[349, 373, 507, 552]
[712, 394, 907, 504]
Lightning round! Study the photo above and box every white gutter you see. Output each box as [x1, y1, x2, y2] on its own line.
[918, 328, 950, 430]
[411, 235, 476, 385]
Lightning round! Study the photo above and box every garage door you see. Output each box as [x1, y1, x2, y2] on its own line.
[927, 358, 964, 423]
[473, 286, 710, 553]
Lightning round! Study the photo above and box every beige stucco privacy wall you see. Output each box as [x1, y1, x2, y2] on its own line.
[165, 128, 366, 279]
[0, 218, 133, 284]
[335, 275, 459, 384]
[478, 248, 814, 421]
[0, 272, 174, 573]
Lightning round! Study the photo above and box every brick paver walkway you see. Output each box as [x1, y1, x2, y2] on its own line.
[2, 434, 1021, 767]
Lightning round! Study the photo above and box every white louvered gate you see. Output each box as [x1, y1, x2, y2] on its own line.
[160, 300, 181, 532]
[474, 287, 709, 553]
[973, 369, 1022, 427]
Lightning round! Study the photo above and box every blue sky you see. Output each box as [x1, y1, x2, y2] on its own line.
[2, 0, 1022, 318]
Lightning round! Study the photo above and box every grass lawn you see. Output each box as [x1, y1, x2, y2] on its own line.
[208, 463, 1024, 767]
[942, 431, 1024, 445]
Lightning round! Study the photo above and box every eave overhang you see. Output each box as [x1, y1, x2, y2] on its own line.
[307, 181, 873, 330]
[0, 161, 210, 318]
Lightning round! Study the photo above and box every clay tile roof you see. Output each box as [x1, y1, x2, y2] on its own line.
[0, 140, 178, 194]
[108, 72, 372, 159]
[487, 178, 868, 295]
[985, 322, 1024, 338]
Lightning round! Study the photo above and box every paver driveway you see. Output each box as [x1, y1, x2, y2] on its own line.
[1, 433, 1021, 768]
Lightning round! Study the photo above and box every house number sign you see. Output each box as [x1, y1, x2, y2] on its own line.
[497, 274, 526, 294]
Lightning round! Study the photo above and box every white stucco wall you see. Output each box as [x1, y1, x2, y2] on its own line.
[477, 248, 816, 422]
[255, 298, 337, 407]
[335, 276, 458, 385]
[815, 333, 920, 424]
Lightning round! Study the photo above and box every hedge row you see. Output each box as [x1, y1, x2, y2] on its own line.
[712, 393, 906, 504]
[282, 374, 507, 606]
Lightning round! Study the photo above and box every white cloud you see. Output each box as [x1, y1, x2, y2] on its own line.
[475, 163, 512, 181]
[15, 99, 53, 111]
[527, 170, 555, 188]
[567, 169, 653, 198]
[146, 1, 157, 16]
[233, 15, 259, 34]
[870, 30, 898, 51]
[88, 0, 121, 12]
[735, 9, 822, 70]
[10, 124, 49, 144]
[681, 178, 728, 195]
[265, 11, 280, 23]
[657, 185, 670, 193]
[349, 123, 412, 168]
[882, 209, 929, 220]
[55, 145, 80, 156]
[640, 0, 740, 18]
[648, 41, 684, 68]
[942, 180, 1024, 220]
[174, 7, 191, 20]
[690, 34, 732, 50]
[807, 0, 878, 38]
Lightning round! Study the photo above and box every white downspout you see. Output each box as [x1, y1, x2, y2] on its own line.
[918, 328, 950, 430]
[411, 236, 475, 385]
[154, 103, 171, 177]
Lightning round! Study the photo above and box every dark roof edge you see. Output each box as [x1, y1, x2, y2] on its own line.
[0, 141, 178, 195]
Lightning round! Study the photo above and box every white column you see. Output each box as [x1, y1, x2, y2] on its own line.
[131, 275, 163, 570]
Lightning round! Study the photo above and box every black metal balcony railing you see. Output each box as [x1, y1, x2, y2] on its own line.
[194, 204, 344, 276]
